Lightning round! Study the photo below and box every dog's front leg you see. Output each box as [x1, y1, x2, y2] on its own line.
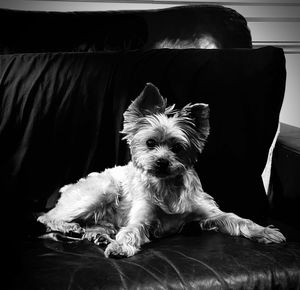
[192, 192, 286, 244]
[104, 199, 152, 258]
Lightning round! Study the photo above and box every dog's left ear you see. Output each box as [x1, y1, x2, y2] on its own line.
[121, 83, 167, 141]
[190, 103, 210, 140]
[180, 103, 210, 141]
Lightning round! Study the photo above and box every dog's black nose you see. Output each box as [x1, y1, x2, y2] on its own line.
[156, 158, 170, 169]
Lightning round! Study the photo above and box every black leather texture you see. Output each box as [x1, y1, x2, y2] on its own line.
[21, 232, 300, 290]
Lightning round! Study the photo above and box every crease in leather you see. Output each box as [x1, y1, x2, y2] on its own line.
[150, 250, 188, 289]
[165, 249, 229, 289]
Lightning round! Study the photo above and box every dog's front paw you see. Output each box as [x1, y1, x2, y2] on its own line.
[251, 225, 286, 244]
[83, 225, 116, 245]
[104, 241, 139, 258]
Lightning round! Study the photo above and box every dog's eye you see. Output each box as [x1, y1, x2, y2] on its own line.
[172, 143, 183, 153]
[146, 139, 157, 149]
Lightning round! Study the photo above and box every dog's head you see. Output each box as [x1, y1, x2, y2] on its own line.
[121, 83, 209, 179]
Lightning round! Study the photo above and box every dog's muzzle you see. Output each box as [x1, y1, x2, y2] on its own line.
[153, 158, 170, 177]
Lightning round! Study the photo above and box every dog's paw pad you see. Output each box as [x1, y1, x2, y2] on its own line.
[104, 242, 126, 258]
[104, 241, 139, 258]
[249, 226, 286, 244]
[256, 226, 286, 244]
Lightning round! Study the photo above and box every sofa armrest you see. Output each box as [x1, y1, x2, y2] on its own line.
[269, 122, 300, 228]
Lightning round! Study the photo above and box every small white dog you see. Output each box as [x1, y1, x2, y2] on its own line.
[38, 83, 285, 258]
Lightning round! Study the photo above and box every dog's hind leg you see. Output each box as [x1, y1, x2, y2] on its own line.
[37, 216, 84, 234]
[38, 171, 120, 235]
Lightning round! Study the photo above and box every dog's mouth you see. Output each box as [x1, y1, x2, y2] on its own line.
[152, 169, 170, 178]
[147, 159, 185, 179]
[147, 166, 170, 178]
[150, 166, 178, 179]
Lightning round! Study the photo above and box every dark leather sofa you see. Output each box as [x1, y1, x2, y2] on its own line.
[1, 5, 299, 290]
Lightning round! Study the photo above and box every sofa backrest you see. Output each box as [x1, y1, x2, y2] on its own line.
[0, 5, 252, 54]
[141, 5, 252, 49]
[0, 48, 285, 225]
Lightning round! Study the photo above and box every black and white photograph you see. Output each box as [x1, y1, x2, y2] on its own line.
[1, 0, 299, 289]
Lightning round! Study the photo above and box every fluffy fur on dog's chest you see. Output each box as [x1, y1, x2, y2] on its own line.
[75, 162, 204, 231]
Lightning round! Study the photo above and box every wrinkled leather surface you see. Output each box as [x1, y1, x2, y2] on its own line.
[21, 231, 300, 290]
[0, 5, 251, 54]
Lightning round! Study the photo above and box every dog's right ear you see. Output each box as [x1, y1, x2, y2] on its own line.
[129, 83, 166, 116]
[121, 83, 167, 141]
